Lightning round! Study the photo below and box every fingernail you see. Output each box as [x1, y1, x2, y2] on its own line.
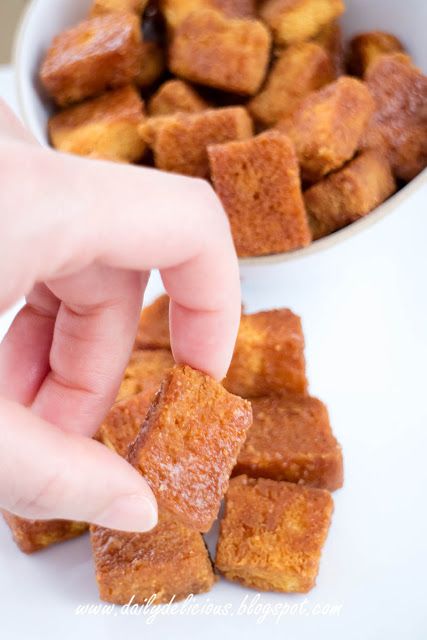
[95, 494, 158, 532]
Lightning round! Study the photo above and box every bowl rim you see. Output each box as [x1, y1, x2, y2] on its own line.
[13, 0, 427, 269]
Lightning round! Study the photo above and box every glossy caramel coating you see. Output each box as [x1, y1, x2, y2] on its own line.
[161, 0, 256, 28]
[312, 20, 344, 77]
[215, 475, 334, 592]
[49, 86, 146, 162]
[169, 10, 271, 95]
[2, 512, 87, 554]
[40, 14, 143, 106]
[347, 31, 405, 77]
[90, 0, 148, 15]
[234, 395, 343, 490]
[260, 0, 344, 46]
[91, 512, 216, 604]
[129, 365, 252, 532]
[140, 106, 253, 177]
[209, 132, 310, 257]
[225, 308, 308, 397]
[278, 76, 375, 182]
[249, 42, 335, 126]
[134, 295, 171, 350]
[362, 53, 427, 181]
[304, 150, 396, 239]
[117, 349, 174, 401]
[149, 80, 208, 116]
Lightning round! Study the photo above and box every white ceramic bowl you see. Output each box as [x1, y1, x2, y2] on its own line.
[14, 0, 427, 268]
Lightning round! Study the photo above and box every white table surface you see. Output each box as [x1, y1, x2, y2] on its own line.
[1, 65, 427, 640]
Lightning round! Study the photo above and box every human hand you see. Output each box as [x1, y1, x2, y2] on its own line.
[0, 100, 241, 533]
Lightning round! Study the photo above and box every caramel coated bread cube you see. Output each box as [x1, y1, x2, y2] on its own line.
[234, 395, 343, 490]
[40, 14, 143, 106]
[129, 365, 253, 532]
[305, 150, 396, 240]
[140, 107, 253, 177]
[248, 42, 335, 126]
[169, 10, 271, 95]
[312, 20, 344, 77]
[162, 0, 256, 29]
[215, 476, 334, 592]
[117, 349, 174, 401]
[279, 76, 375, 182]
[363, 54, 427, 181]
[2, 512, 87, 554]
[90, 0, 148, 15]
[209, 132, 310, 257]
[347, 31, 405, 77]
[91, 513, 215, 604]
[149, 80, 208, 116]
[134, 295, 171, 350]
[136, 39, 166, 88]
[260, 0, 345, 46]
[224, 308, 308, 397]
[49, 86, 146, 162]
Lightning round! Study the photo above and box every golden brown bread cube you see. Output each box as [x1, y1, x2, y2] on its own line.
[161, 0, 256, 29]
[2, 512, 87, 554]
[362, 53, 427, 182]
[135, 38, 166, 88]
[90, 0, 148, 15]
[117, 349, 174, 401]
[215, 475, 334, 592]
[140, 106, 253, 177]
[48, 86, 146, 162]
[347, 31, 405, 77]
[233, 395, 343, 490]
[312, 20, 344, 77]
[134, 295, 170, 350]
[91, 512, 216, 604]
[260, 0, 345, 46]
[304, 150, 396, 240]
[209, 131, 311, 257]
[40, 14, 143, 106]
[129, 365, 252, 532]
[248, 42, 335, 126]
[148, 80, 208, 116]
[169, 9, 271, 95]
[224, 308, 308, 397]
[278, 76, 375, 182]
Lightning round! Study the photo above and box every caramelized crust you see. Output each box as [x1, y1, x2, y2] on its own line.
[312, 20, 344, 77]
[260, 0, 345, 46]
[40, 14, 143, 106]
[162, 0, 256, 28]
[140, 106, 253, 177]
[362, 53, 427, 181]
[129, 365, 252, 532]
[234, 395, 343, 490]
[304, 150, 396, 239]
[49, 86, 146, 162]
[117, 349, 174, 401]
[248, 42, 335, 126]
[225, 308, 308, 397]
[169, 10, 271, 95]
[347, 31, 405, 77]
[91, 512, 216, 604]
[90, 0, 148, 15]
[278, 76, 375, 182]
[215, 476, 334, 592]
[134, 295, 171, 350]
[2, 512, 87, 554]
[135, 38, 166, 87]
[149, 79, 208, 116]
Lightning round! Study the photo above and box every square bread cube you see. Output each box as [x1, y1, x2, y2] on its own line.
[260, 0, 345, 46]
[209, 131, 311, 257]
[2, 512, 87, 554]
[90, 0, 148, 15]
[233, 395, 343, 490]
[347, 31, 405, 77]
[162, 0, 256, 29]
[91, 512, 216, 604]
[224, 308, 308, 397]
[215, 475, 334, 592]
[129, 365, 253, 532]
[169, 10, 271, 95]
[140, 106, 253, 177]
[248, 42, 335, 126]
[312, 20, 344, 77]
[134, 295, 171, 350]
[48, 86, 146, 162]
[278, 76, 375, 182]
[136, 39, 166, 88]
[148, 80, 208, 116]
[40, 14, 143, 106]
[362, 53, 427, 181]
[117, 349, 174, 401]
[304, 150, 396, 240]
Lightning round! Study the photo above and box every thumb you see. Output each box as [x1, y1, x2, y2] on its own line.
[0, 396, 157, 532]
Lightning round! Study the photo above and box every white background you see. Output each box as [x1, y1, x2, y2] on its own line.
[1, 64, 427, 639]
